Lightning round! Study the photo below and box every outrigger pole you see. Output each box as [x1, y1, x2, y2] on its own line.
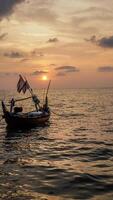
[15, 96, 32, 102]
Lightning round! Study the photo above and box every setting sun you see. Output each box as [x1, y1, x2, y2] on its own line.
[42, 75, 48, 81]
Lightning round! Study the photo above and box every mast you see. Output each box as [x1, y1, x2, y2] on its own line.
[43, 80, 51, 111]
[45, 80, 51, 98]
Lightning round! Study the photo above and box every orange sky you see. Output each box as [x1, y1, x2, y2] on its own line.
[0, 0, 113, 89]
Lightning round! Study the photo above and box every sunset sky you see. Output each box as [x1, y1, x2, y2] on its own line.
[0, 0, 113, 89]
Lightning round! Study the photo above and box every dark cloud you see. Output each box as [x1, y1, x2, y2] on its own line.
[47, 38, 59, 43]
[87, 35, 113, 48]
[32, 70, 48, 76]
[0, 0, 25, 19]
[4, 51, 24, 58]
[0, 0, 57, 25]
[0, 33, 8, 40]
[55, 66, 80, 72]
[98, 36, 113, 48]
[98, 66, 113, 72]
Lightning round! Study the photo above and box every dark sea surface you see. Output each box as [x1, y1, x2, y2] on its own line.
[0, 89, 113, 200]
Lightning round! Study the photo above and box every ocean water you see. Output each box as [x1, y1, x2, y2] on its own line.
[0, 89, 113, 200]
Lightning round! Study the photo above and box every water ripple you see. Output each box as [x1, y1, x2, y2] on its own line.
[0, 89, 113, 200]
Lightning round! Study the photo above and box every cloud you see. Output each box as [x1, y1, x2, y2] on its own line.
[47, 37, 59, 43]
[4, 51, 24, 58]
[71, 6, 113, 28]
[16, 1, 57, 25]
[2, 48, 44, 61]
[55, 65, 80, 77]
[31, 49, 44, 57]
[75, 6, 113, 21]
[87, 35, 113, 48]
[55, 66, 80, 72]
[56, 72, 66, 76]
[0, 70, 48, 77]
[19, 51, 44, 62]
[98, 66, 113, 72]
[0, 33, 8, 40]
[0, 0, 57, 25]
[0, 72, 19, 76]
[20, 58, 30, 62]
[98, 36, 113, 48]
[0, 0, 25, 19]
[32, 70, 48, 76]
[49, 63, 56, 66]
[85, 35, 96, 43]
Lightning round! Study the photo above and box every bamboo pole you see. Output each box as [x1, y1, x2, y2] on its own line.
[15, 96, 32, 102]
[45, 80, 51, 98]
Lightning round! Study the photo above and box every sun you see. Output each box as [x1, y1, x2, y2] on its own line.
[42, 75, 48, 81]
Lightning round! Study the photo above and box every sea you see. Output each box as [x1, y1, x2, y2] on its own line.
[0, 88, 113, 200]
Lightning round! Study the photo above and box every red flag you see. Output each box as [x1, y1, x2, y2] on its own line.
[17, 75, 25, 93]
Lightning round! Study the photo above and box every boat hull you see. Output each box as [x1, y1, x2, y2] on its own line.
[3, 111, 50, 128]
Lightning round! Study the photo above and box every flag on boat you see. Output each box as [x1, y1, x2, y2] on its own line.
[22, 80, 30, 93]
[17, 75, 25, 93]
[17, 75, 30, 93]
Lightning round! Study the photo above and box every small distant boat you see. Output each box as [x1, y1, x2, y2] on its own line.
[1, 75, 51, 128]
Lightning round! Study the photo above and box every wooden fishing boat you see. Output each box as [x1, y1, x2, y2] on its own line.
[2, 102, 50, 128]
[1, 75, 51, 128]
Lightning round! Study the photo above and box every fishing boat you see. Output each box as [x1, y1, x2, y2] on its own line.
[1, 75, 51, 128]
